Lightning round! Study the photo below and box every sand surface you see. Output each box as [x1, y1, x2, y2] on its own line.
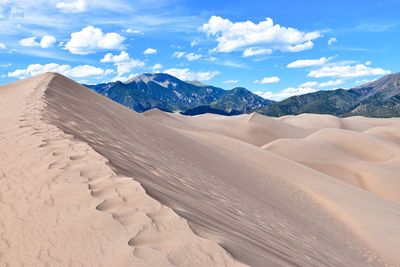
[0, 74, 244, 267]
[1, 73, 400, 266]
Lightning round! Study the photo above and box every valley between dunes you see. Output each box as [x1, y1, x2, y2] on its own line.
[1, 73, 400, 266]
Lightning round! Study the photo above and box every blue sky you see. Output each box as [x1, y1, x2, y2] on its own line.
[0, 0, 399, 100]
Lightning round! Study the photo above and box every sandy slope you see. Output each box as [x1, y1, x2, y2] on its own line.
[1, 73, 399, 266]
[144, 110, 311, 146]
[264, 114, 400, 204]
[0, 74, 244, 267]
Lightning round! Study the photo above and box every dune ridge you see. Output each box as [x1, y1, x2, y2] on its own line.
[0, 73, 245, 267]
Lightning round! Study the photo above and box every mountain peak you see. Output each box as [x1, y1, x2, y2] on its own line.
[126, 73, 182, 84]
[86, 72, 274, 114]
[354, 72, 400, 100]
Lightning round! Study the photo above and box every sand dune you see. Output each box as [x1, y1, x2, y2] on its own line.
[0, 74, 244, 267]
[1, 73, 400, 266]
[264, 127, 400, 204]
[267, 114, 400, 203]
[279, 113, 400, 132]
[144, 110, 311, 146]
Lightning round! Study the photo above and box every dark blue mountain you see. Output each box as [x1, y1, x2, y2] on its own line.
[85, 73, 274, 114]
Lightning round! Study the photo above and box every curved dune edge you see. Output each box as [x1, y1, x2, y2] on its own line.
[0, 73, 245, 266]
[263, 127, 400, 204]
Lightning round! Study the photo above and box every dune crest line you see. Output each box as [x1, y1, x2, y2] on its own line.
[0, 73, 245, 266]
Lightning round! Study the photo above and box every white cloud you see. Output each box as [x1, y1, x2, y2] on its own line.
[308, 62, 390, 78]
[164, 68, 220, 81]
[8, 63, 111, 79]
[67, 65, 113, 78]
[172, 51, 202, 61]
[20, 35, 57, 48]
[173, 51, 186, 58]
[287, 56, 331, 68]
[255, 87, 317, 101]
[299, 81, 318, 87]
[223, 80, 238, 84]
[201, 16, 321, 56]
[243, 47, 272, 57]
[56, 0, 87, 13]
[151, 63, 163, 72]
[255, 76, 280, 84]
[186, 52, 202, 61]
[328, 37, 337, 46]
[20, 37, 40, 47]
[143, 48, 157, 55]
[65, 26, 125, 55]
[283, 41, 314, 52]
[0, 43, 6, 49]
[115, 60, 144, 75]
[40, 35, 57, 48]
[100, 51, 144, 76]
[101, 51, 130, 63]
[318, 79, 345, 87]
[126, 28, 143, 34]
[300, 79, 345, 88]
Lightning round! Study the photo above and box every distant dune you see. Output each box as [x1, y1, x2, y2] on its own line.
[1, 73, 400, 266]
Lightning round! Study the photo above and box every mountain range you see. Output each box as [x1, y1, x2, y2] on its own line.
[86, 72, 400, 117]
[259, 73, 400, 117]
[86, 73, 274, 114]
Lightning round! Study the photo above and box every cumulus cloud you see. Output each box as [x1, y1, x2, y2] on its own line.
[201, 16, 321, 56]
[151, 63, 163, 72]
[143, 48, 157, 55]
[299, 81, 318, 87]
[56, 0, 87, 13]
[308, 62, 390, 78]
[257, 79, 345, 101]
[164, 68, 220, 81]
[318, 79, 345, 87]
[101, 51, 130, 63]
[172, 51, 202, 61]
[114, 60, 144, 75]
[19, 35, 57, 48]
[19, 37, 39, 47]
[40, 35, 57, 48]
[243, 47, 272, 57]
[287, 56, 332, 68]
[8, 63, 112, 79]
[254, 76, 280, 84]
[65, 26, 125, 55]
[0, 43, 6, 49]
[255, 87, 317, 101]
[282, 41, 314, 52]
[100, 51, 144, 76]
[300, 79, 345, 88]
[328, 37, 337, 46]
